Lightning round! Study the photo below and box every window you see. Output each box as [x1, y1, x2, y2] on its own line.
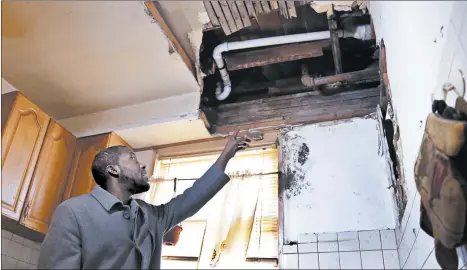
[144, 148, 279, 269]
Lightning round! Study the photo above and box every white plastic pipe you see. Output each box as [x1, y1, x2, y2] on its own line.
[213, 26, 371, 101]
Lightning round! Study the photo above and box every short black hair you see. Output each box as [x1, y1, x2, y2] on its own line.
[91, 145, 129, 187]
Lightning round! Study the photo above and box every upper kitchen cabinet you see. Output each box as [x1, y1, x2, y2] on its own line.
[2, 92, 51, 221]
[20, 120, 77, 234]
[63, 132, 132, 200]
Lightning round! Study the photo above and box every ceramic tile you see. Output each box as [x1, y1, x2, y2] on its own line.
[339, 239, 360, 252]
[340, 251, 362, 269]
[318, 233, 338, 242]
[318, 242, 338, 253]
[421, 250, 441, 269]
[319, 252, 340, 269]
[359, 230, 381, 251]
[380, 230, 397, 250]
[282, 254, 299, 269]
[283, 244, 298, 254]
[383, 250, 399, 269]
[2, 230, 13, 240]
[361, 250, 384, 269]
[338, 231, 359, 241]
[299, 233, 318, 243]
[299, 253, 319, 269]
[298, 243, 317, 253]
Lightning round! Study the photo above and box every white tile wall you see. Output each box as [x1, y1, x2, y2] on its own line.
[281, 229, 398, 269]
[379, 2, 467, 269]
[1, 229, 41, 269]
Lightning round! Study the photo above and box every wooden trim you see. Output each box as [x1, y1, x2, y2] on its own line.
[144, 1, 195, 75]
[277, 141, 285, 261]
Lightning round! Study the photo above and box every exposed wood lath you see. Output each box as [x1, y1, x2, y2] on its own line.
[204, 1, 309, 35]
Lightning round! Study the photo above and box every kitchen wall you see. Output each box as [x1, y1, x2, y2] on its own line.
[279, 117, 398, 268]
[2, 229, 41, 269]
[369, 1, 467, 269]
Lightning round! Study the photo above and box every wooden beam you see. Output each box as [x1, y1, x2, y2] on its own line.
[228, 1, 244, 30]
[213, 87, 380, 134]
[224, 40, 330, 71]
[220, 1, 238, 33]
[236, 2, 252, 27]
[144, 1, 195, 75]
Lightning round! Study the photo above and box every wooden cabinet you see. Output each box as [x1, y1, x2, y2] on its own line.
[63, 132, 131, 200]
[20, 120, 77, 233]
[1, 92, 51, 221]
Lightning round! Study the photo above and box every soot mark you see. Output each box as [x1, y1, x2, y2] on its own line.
[282, 134, 311, 199]
[298, 143, 309, 165]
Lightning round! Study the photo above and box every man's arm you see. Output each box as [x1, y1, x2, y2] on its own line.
[38, 203, 81, 269]
[154, 130, 250, 233]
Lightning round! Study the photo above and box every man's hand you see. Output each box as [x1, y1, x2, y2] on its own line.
[215, 129, 251, 170]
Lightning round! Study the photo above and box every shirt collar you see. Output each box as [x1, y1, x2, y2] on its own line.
[90, 185, 142, 212]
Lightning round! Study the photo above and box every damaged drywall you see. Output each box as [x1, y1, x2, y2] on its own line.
[280, 116, 396, 241]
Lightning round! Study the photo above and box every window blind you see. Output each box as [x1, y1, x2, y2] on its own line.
[146, 148, 279, 268]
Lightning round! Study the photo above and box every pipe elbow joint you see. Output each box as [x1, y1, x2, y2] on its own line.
[216, 84, 232, 101]
[213, 43, 228, 62]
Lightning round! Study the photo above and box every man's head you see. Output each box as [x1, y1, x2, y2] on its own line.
[91, 146, 150, 194]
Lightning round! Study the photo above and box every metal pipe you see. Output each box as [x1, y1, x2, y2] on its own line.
[213, 25, 372, 101]
[301, 67, 379, 87]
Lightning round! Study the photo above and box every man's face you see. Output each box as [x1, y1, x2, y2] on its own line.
[117, 148, 150, 194]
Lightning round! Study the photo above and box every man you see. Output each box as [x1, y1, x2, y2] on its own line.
[39, 130, 250, 269]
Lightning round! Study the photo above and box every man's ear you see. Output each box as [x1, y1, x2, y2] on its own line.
[106, 165, 121, 178]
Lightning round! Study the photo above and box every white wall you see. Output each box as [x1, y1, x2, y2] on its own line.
[281, 117, 396, 242]
[370, 1, 467, 268]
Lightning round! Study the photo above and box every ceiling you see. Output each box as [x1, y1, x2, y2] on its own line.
[1, 1, 200, 119]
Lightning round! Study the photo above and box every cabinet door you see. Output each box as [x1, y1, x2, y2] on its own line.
[63, 134, 109, 200]
[2, 93, 50, 220]
[108, 132, 132, 149]
[20, 121, 76, 233]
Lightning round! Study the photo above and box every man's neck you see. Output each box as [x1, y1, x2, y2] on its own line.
[105, 180, 132, 205]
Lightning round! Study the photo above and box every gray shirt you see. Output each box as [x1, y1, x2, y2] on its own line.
[38, 165, 229, 269]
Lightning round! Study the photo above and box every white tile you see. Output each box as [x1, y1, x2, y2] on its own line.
[403, 229, 434, 269]
[299, 253, 319, 269]
[22, 238, 40, 250]
[3, 239, 23, 260]
[361, 251, 384, 269]
[2, 255, 18, 269]
[11, 234, 27, 245]
[298, 243, 317, 253]
[318, 233, 338, 242]
[398, 196, 421, 267]
[338, 231, 359, 241]
[339, 239, 360, 252]
[17, 245, 33, 265]
[319, 252, 340, 269]
[16, 260, 32, 269]
[283, 244, 298, 254]
[383, 250, 399, 269]
[29, 249, 40, 265]
[318, 242, 339, 253]
[396, 193, 417, 247]
[282, 254, 298, 269]
[340, 251, 362, 269]
[359, 230, 381, 251]
[299, 233, 318, 243]
[2, 230, 13, 240]
[460, 7, 467, 53]
[422, 250, 441, 269]
[380, 230, 397, 250]
[451, 1, 467, 35]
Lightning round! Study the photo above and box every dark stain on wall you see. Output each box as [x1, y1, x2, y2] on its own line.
[282, 133, 311, 199]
